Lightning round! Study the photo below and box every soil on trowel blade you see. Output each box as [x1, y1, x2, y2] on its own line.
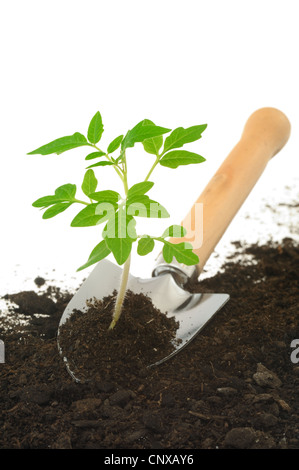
[58, 291, 180, 383]
[0, 237, 299, 449]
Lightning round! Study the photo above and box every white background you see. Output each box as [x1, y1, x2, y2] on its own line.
[0, 0, 298, 293]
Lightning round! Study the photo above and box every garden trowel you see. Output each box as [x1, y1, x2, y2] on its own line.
[58, 108, 291, 378]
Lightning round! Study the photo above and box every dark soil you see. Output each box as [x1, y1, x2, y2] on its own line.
[0, 237, 299, 449]
[58, 291, 180, 383]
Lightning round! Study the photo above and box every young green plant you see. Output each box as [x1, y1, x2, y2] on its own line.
[29, 112, 207, 329]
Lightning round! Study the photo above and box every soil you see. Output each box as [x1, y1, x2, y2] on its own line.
[0, 237, 299, 450]
[58, 291, 180, 383]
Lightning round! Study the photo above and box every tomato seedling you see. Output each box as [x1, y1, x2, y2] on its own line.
[29, 112, 207, 329]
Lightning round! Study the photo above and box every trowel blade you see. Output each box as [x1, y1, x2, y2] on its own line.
[59, 259, 229, 367]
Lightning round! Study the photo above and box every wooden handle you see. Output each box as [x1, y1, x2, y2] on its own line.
[170, 107, 291, 273]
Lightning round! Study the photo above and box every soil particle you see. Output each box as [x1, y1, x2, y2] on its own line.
[216, 387, 238, 397]
[4, 291, 56, 316]
[108, 389, 135, 407]
[71, 398, 102, 418]
[52, 433, 72, 449]
[254, 412, 279, 429]
[253, 363, 282, 389]
[34, 277, 46, 288]
[224, 427, 257, 448]
[143, 411, 164, 434]
[224, 426, 276, 449]
[18, 385, 52, 406]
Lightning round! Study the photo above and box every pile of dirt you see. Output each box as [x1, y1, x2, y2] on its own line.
[58, 291, 180, 383]
[0, 237, 299, 449]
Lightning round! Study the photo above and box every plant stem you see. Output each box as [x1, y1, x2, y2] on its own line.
[106, 150, 130, 330]
[144, 155, 160, 181]
[108, 149, 162, 329]
[73, 198, 90, 206]
[109, 254, 131, 330]
[92, 144, 124, 181]
[122, 150, 129, 195]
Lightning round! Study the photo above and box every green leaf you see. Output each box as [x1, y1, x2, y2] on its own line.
[42, 202, 73, 219]
[107, 135, 124, 153]
[137, 236, 155, 256]
[126, 195, 169, 218]
[163, 124, 207, 153]
[142, 136, 163, 156]
[77, 240, 111, 271]
[122, 119, 171, 150]
[141, 120, 163, 155]
[143, 135, 163, 155]
[27, 132, 89, 155]
[159, 150, 206, 169]
[33, 195, 65, 208]
[89, 190, 120, 205]
[87, 111, 104, 144]
[162, 242, 173, 263]
[103, 209, 137, 265]
[32, 184, 76, 208]
[81, 170, 98, 197]
[105, 237, 133, 265]
[86, 161, 115, 169]
[161, 225, 187, 238]
[55, 184, 76, 200]
[127, 181, 154, 199]
[71, 203, 112, 227]
[114, 155, 124, 164]
[85, 151, 106, 160]
[162, 241, 199, 265]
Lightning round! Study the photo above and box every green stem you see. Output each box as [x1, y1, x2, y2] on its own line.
[73, 198, 90, 206]
[122, 149, 129, 195]
[107, 149, 131, 330]
[109, 254, 131, 330]
[144, 155, 161, 182]
[92, 144, 124, 181]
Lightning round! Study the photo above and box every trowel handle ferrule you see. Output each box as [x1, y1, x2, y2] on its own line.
[170, 107, 291, 275]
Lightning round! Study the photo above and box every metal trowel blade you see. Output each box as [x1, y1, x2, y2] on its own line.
[59, 259, 229, 369]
